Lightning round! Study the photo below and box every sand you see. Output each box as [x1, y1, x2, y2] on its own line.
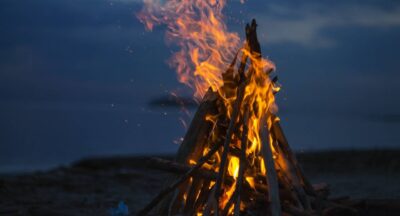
[1, 150, 400, 215]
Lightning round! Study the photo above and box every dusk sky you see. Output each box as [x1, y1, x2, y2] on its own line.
[1, 0, 399, 172]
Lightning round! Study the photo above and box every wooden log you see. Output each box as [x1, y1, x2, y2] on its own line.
[137, 143, 221, 216]
[229, 146, 245, 158]
[271, 141, 311, 211]
[245, 20, 284, 215]
[175, 88, 219, 164]
[145, 138, 318, 215]
[222, 190, 238, 216]
[270, 123, 315, 212]
[155, 87, 220, 214]
[145, 158, 223, 183]
[191, 180, 212, 215]
[276, 143, 312, 210]
[168, 186, 184, 215]
[145, 158, 215, 179]
[183, 178, 203, 214]
[214, 18, 259, 212]
[260, 115, 281, 216]
[145, 158, 279, 199]
[147, 157, 298, 198]
[234, 110, 250, 216]
[169, 35, 241, 216]
[222, 50, 240, 98]
[214, 67, 248, 213]
[203, 186, 217, 216]
[165, 36, 240, 216]
[271, 118, 316, 196]
[275, 162, 304, 209]
[169, 124, 226, 214]
[247, 19, 262, 57]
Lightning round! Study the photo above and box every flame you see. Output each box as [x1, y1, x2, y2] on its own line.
[245, 176, 256, 189]
[221, 181, 236, 210]
[138, 0, 281, 214]
[228, 156, 240, 179]
[137, 0, 240, 100]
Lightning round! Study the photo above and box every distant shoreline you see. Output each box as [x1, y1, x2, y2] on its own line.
[2, 148, 400, 175]
[1, 149, 399, 215]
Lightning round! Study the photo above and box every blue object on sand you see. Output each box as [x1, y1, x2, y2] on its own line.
[109, 201, 129, 216]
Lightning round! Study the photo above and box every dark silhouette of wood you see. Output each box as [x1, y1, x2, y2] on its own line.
[234, 110, 250, 216]
[260, 116, 281, 216]
[137, 143, 221, 216]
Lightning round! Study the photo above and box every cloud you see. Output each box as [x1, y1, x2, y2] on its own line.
[110, 0, 143, 3]
[254, 4, 400, 48]
[116, 0, 400, 48]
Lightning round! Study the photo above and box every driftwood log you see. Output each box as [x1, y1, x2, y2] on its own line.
[154, 87, 219, 213]
[260, 115, 281, 216]
[144, 157, 360, 216]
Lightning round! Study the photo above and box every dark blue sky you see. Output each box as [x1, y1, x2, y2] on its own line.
[0, 0, 399, 171]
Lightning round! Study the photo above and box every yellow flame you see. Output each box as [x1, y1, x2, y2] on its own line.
[189, 159, 197, 165]
[245, 176, 256, 189]
[221, 182, 236, 210]
[228, 156, 240, 180]
[260, 158, 266, 176]
[137, 0, 240, 100]
[138, 0, 282, 214]
[205, 114, 218, 124]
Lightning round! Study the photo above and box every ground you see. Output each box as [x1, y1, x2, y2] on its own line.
[1, 150, 400, 215]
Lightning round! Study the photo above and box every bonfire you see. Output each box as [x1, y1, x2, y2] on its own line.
[135, 0, 354, 215]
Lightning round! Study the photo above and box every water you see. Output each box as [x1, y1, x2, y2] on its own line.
[0, 101, 399, 173]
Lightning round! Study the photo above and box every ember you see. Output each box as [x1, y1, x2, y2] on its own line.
[136, 0, 354, 215]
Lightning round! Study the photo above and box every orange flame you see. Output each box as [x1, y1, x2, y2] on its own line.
[138, 0, 281, 214]
[137, 0, 240, 100]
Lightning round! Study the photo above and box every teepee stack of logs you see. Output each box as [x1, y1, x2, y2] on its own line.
[137, 20, 356, 216]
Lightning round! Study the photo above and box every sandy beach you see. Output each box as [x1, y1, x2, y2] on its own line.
[1, 149, 400, 215]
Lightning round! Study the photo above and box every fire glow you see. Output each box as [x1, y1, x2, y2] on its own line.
[137, 0, 321, 215]
[137, 0, 242, 100]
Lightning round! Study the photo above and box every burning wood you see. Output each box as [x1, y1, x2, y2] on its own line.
[135, 20, 354, 215]
[135, 0, 353, 215]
